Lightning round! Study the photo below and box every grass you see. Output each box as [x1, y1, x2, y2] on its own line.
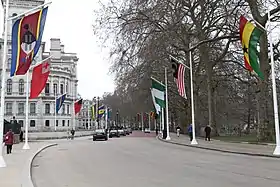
[213, 134, 274, 144]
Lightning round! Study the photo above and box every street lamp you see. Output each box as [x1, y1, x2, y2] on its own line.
[116, 110, 119, 129]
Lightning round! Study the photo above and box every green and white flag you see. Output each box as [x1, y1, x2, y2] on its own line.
[151, 78, 165, 114]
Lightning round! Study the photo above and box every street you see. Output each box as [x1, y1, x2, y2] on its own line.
[32, 135, 280, 187]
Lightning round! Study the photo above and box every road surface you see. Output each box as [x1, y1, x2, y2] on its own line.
[32, 133, 280, 187]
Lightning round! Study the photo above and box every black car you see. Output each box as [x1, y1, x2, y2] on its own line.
[109, 129, 120, 138]
[93, 129, 108, 141]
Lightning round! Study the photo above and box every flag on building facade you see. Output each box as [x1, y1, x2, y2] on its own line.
[171, 57, 187, 98]
[29, 61, 50, 99]
[151, 78, 165, 112]
[74, 99, 83, 114]
[239, 15, 264, 79]
[91, 104, 96, 120]
[11, 7, 48, 77]
[98, 105, 105, 118]
[56, 93, 66, 113]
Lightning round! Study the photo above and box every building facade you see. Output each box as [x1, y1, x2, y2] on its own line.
[78, 99, 95, 129]
[0, 0, 80, 131]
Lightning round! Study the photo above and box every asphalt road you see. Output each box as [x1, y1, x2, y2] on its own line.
[32, 133, 280, 187]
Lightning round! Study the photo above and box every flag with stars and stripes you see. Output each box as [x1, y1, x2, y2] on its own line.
[171, 57, 187, 99]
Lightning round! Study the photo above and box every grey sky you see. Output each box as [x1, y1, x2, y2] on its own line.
[0, 0, 115, 100]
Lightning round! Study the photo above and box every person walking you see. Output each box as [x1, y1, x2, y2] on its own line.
[176, 126, 181, 137]
[204, 125, 211, 141]
[19, 129, 23, 142]
[4, 129, 14, 154]
[70, 129, 75, 140]
[187, 124, 193, 141]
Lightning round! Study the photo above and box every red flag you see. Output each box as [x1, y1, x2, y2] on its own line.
[30, 61, 50, 99]
[74, 99, 83, 114]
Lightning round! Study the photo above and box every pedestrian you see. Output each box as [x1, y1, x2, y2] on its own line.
[187, 124, 193, 141]
[204, 125, 211, 141]
[176, 126, 181, 137]
[70, 129, 75, 140]
[4, 129, 14, 154]
[19, 129, 23, 142]
[155, 127, 158, 136]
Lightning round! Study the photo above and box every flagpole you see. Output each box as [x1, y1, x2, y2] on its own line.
[87, 103, 90, 130]
[268, 11, 280, 155]
[54, 92, 57, 131]
[0, 0, 10, 168]
[148, 112, 151, 131]
[159, 110, 162, 134]
[141, 112, 144, 131]
[189, 45, 198, 145]
[23, 71, 30, 150]
[165, 68, 171, 140]
[161, 108, 164, 137]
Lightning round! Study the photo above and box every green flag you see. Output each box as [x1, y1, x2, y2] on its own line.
[151, 78, 165, 113]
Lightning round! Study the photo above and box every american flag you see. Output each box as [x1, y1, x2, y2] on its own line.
[171, 57, 187, 99]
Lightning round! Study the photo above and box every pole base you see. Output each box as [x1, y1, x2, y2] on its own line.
[22, 143, 30, 150]
[0, 155, 6, 168]
[273, 145, 280, 155]
[165, 136, 171, 140]
[191, 138, 198, 145]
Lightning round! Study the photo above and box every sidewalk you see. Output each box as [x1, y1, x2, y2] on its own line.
[27, 130, 93, 140]
[159, 133, 279, 158]
[0, 142, 57, 187]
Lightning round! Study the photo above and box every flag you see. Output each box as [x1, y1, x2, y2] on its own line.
[11, 7, 48, 77]
[74, 99, 83, 114]
[56, 93, 66, 113]
[239, 15, 264, 79]
[171, 57, 187, 98]
[91, 105, 96, 120]
[29, 61, 50, 99]
[98, 105, 105, 118]
[151, 78, 165, 111]
[106, 108, 111, 119]
[151, 88, 161, 114]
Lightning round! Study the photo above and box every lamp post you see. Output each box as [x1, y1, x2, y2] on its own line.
[116, 110, 119, 129]
[97, 96, 100, 128]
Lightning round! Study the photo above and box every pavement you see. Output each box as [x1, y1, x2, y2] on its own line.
[0, 142, 57, 187]
[31, 132, 280, 187]
[159, 133, 279, 158]
[0, 131, 93, 187]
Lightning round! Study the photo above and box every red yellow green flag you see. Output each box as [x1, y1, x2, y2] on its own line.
[239, 15, 264, 79]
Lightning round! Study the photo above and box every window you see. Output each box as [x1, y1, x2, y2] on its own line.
[7, 58, 11, 68]
[19, 79, 24, 95]
[60, 84, 64, 94]
[18, 102, 24, 114]
[7, 79, 12, 95]
[5, 102, 12, 114]
[45, 83, 50, 94]
[53, 83, 57, 95]
[62, 104, 65, 114]
[45, 103, 50, 114]
[11, 13, 17, 25]
[62, 120, 65, 126]
[67, 104, 70, 114]
[30, 120, 35, 127]
[45, 120, 50, 127]
[19, 120, 23, 127]
[66, 82, 68, 94]
[67, 120, 70, 126]
[56, 120, 58, 127]
[30, 103, 36, 114]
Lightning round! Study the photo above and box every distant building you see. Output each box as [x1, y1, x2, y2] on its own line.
[78, 99, 95, 129]
[0, 0, 80, 131]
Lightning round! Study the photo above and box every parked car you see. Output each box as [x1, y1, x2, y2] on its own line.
[144, 128, 151, 133]
[124, 128, 130, 135]
[127, 127, 132, 134]
[93, 129, 108, 141]
[118, 129, 126, 136]
[109, 129, 120, 138]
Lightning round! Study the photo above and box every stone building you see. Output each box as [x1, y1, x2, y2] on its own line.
[0, 0, 80, 131]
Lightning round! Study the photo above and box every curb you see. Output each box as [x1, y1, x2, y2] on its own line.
[157, 137, 280, 159]
[21, 143, 58, 187]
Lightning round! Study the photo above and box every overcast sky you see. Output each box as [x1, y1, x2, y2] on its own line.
[0, 0, 115, 100]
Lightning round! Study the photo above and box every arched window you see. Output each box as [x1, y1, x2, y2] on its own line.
[7, 79, 12, 95]
[45, 103, 50, 114]
[19, 79, 24, 95]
